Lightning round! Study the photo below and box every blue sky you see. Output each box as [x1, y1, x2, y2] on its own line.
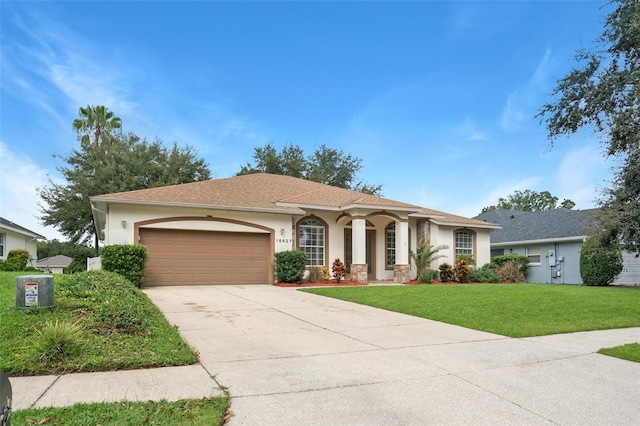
[1, 1, 616, 241]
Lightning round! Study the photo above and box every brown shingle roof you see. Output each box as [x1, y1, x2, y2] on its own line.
[91, 173, 499, 228]
[91, 173, 421, 212]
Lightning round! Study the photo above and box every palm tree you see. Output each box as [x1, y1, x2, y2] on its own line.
[72, 105, 122, 148]
[410, 241, 449, 274]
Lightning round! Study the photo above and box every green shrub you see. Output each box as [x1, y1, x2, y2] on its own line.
[491, 254, 530, 274]
[438, 263, 455, 282]
[454, 260, 470, 283]
[274, 250, 307, 283]
[455, 253, 475, 266]
[469, 266, 499, 283]
[580, 236, 623, 286]
[100, 244, 148, 288]
[0, 248, 31, 271]
[418, 269, 439, 284]
[306, 267, 323, 283]
[33, 320, 86, 362]
[496, 260, 525, 283]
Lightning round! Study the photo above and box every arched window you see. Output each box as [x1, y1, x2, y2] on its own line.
[297, 218, 326, 266]
[454, 229, 475, 258]
[385, 223, 396, 269]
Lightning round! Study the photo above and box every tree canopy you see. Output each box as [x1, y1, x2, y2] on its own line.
[39, 107, 211, 254]
[481, 190, 576, 213]
[238, 142, 383, 195]
[536, 0, 640, 253]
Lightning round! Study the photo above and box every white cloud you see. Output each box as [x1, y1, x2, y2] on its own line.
[0, 142, 63, 240]
[500, 48, 553, 132]
[554, 144, 614, 208]
[3, 9, 136, 130]
[449, 176, 543, 218]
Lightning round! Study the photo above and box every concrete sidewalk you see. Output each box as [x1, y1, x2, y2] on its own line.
[11, 365, 223, 410]
[9, 284, 640, 425]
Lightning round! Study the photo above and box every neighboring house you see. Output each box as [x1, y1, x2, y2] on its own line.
[474, 208, 640, 286]
[36, 255, 73, 274]
[90, 173, 500, 286]
[0, 217, 45, 267]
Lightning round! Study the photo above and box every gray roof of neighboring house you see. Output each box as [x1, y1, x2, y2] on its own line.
[0, 217, 46, 239]
[473, 208, 599, 244]
[36, 255, 73, 268]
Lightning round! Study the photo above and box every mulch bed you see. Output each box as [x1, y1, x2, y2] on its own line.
[274, 280, 368, 287]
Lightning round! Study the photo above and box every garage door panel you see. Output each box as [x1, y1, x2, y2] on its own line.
[141, 228, 270, 286]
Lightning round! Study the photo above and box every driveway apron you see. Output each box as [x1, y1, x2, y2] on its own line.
[144, 285, 640, 426]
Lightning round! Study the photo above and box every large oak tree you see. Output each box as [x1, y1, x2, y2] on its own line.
[537, 0, 640, 253]
[238, 142, 383, 195]
[39, 106, 211, 254]
[481, 190, 575, 213]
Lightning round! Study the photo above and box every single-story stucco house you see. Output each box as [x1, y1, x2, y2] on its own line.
[90, 173, 500, 286]
[0, 217, 45, 267]
[474, 208, 640, 286]
[36, 255, 73, 274]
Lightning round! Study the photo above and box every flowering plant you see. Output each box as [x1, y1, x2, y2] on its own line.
[332, 258, 347, 282]
[320, 266, 331, 281]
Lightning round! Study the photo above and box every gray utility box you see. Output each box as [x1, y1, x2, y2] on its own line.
[15, 275, 54, 309]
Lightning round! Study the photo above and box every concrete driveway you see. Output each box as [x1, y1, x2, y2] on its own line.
[144, 284, 640, 425]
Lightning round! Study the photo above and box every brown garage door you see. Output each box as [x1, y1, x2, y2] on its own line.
[140, 228, 271, 286]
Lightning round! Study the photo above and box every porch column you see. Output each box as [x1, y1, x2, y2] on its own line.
[350, 218, 368, 283]
[394, 220, 410, 283]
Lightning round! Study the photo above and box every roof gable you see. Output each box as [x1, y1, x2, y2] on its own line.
[0, 217, 45, 239]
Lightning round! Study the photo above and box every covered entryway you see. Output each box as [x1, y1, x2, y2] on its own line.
[140, 228, 270, 286]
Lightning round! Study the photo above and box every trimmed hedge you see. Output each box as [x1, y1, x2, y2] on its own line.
[100, 244, 148, 288]
[274, 250, 307, 283]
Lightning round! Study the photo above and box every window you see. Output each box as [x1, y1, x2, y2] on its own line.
[385, 223, 396, 269]
[298, 218, 326, 266]
[527, 246, 541, 264]
[455, 230, 474, 257]
[0, 233, 4, 257]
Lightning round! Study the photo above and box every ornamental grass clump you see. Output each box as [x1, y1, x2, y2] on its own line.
[496, 260, 525, 283]
[33, 319, 86, 362]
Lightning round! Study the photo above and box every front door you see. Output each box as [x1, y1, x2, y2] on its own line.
[344, 229, 376, 280]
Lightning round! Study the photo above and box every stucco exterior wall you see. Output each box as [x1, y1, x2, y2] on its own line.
[103, 204, 494, 283]
[105, 204, 295, 252]
[430, 224, 493, 269]
[1, 229, 39, 266]
[498, 241, 583, 284]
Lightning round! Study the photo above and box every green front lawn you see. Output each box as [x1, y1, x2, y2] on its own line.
[2, 270, 229, 425]
[0, 270, 198, 376]
[301, 284, 640, 338]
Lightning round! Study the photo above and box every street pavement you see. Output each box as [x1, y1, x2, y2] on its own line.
[10, 284, 640, 425]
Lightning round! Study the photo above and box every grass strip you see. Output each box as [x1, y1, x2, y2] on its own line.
[11, 396, 229, 426]
[598, 343, 640, 363]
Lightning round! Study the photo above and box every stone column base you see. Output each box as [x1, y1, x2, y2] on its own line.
[350, 264, 368, 283]
[393, 264, 410, 283]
